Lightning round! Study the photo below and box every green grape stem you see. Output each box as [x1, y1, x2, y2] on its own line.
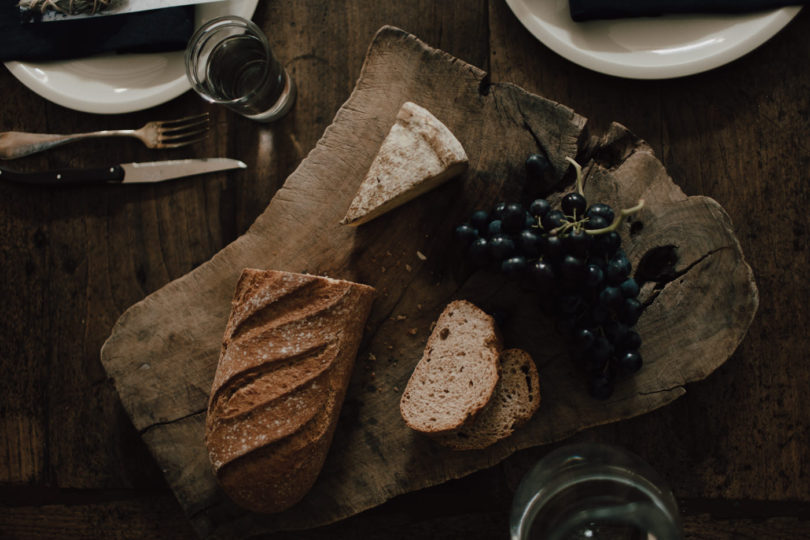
[584, 199, 646, 235]
[565, 156, 585, 197]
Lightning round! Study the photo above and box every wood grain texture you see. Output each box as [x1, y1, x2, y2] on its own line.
[100, 26, 756, 538]
[489, 0, 810, 504]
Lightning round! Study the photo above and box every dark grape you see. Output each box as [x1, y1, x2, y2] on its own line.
[467, 237, 490, 266]
[620, 329, 642, 351]
[529, 198, 551, 218]
[502, 203, 526, 233]
[540, 234, 564, 261]
[603, 320, 629, 345]
[470, 210, 490, 233]
[564, 229, 591, 258]
[617, 350, 643, 375]
[590, 303, 610, 324]
[560, 254, 586, 282]
[526, 153, 551, 179]
[599, 286, 623, 310]
[542, 209, 566, 231]
[619, 298, 642, 325]
[589, 373, 614, 400]
[455, 223, 478, 245]
[524, 212, 537, 230]
[586, 203, 615, 224]
[584, 264, 604, 289]
[501, 256, 527, 278]
[585, 215, 609, 231]
[518, 229, 542, 257]
[490, 202, 507, 221]
[574, 327, 596, 349]
[561, 192, 587, 217]
[528, 260, 555, 288]
[607, 252, 632, 284]
[489, 234, 516, 261]
[594, 231, 622, 256]
[619, 277, 640, 298]
[588, 255, 607, 271]
[582, 335, 612, 373]
[487, 219, 503, 236]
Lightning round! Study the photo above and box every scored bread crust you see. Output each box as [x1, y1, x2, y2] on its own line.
[205, 269, 375, 514]
[399, 300, 502, 435]
[434, 348, 541, 450]
[341, 101, 468, 226]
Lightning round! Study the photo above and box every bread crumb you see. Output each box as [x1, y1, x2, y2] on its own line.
[395, 314, 407, 321]
[417, 303, 422, 310]
[405, 264, 412, 272]
[368, 353, 377, 362]
[381, 266, 387, 273]
[408, 328, 418, 336]
[416, 250, 427, 261]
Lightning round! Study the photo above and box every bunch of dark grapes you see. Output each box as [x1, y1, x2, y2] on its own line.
[455, 155, 645, 400]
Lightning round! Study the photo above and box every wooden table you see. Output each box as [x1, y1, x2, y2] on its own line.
[1, 3, 808, 538]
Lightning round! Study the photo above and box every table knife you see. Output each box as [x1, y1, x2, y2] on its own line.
[0, 158, 246, 185]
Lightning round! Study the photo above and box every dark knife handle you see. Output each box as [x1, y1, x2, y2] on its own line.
[0, 165, 125, 185]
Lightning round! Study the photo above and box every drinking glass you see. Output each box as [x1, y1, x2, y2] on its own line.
[185, 16, 296, 122]
[510, 443, 683, 540]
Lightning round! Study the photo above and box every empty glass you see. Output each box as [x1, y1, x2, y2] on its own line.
[184, 16, 296, 122]
[510, 443, 683, 540]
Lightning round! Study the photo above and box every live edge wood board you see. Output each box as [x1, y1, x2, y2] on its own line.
[100, 26, 759, 539]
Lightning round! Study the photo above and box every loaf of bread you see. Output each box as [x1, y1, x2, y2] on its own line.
[341, 101, 468, 226]
[435, 348, 541, 450]
[205, 269, 375, 513]
[399, 300, 502, 434]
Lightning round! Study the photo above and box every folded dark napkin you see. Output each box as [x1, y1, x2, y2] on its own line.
[0, 1, 194, 62]
[570, 0, 805, 21]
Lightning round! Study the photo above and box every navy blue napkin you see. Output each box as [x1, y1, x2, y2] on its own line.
[0, 1, 194, 62]
[570, 0, 805, 21]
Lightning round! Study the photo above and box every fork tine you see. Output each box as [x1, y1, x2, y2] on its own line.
[156, 134, 210, 149]
[158, 117, 210, 135]
[158, 127, 210, 143]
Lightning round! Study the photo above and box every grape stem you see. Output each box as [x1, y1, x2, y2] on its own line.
[565, 156, 585, 197]
[584, 199, 646, 235]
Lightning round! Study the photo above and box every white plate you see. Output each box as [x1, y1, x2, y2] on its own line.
[505, 0, 801, 79]
[4, 0, 259, 114]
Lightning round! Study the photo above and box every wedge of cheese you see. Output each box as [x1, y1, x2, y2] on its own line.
[341, 101, 468, 226]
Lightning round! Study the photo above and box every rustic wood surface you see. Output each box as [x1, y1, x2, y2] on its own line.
[1, 2, 808, 539]
[99, 25, 759, 539]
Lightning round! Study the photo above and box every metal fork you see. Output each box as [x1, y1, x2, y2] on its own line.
[0, 113, 210, 160]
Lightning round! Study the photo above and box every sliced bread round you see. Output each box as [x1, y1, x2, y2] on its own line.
[435, 348, 541, 450]
[399, 300, 502, 434]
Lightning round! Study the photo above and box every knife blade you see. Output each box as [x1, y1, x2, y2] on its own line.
[0, 158, 246, 185]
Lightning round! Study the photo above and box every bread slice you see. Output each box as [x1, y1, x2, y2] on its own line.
[435, 349, 541, 450]
[205, 269, 375, 513]
[399, 300, 502, 434]
[341, 101, 468, 226]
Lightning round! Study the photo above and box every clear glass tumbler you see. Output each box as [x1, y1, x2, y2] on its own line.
[510, 443, 683, 540]
[184, 16, 296, 122]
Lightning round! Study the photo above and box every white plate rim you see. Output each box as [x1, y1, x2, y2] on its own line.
[505, 0, 802, 79]
[3, 0, 259, 114]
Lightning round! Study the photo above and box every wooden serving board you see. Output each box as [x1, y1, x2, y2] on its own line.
[100, 26, 758, 539]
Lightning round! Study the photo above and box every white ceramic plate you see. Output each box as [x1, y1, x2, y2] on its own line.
[3, 0, 259, 114]
[505, 0, 801, 79]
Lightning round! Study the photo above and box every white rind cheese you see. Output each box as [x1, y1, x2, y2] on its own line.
[341, 101, 468, 226]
